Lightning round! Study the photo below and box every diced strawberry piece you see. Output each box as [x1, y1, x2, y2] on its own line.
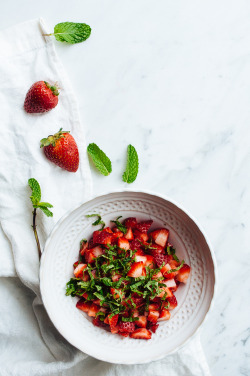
[88, 303, 99, 317]
[154, 253, 165, 268]
[163, 279, 177, 290]
[148, 303, 160, 311]
[108, 314, 119, 333]
[104, 316, 109, 324]
[118, 237, 130, 250]
[150, 229, 169, 248]
[92, 317, 107, 328]
[136, 316, 147, 328]
[144, 255, 155, 269]
[82, 292, 89, 299]
[74, 263, 87, 278]
[176, 264, 191, 283]
[131, 294, 144, 307]
[133, 230, 149, 242]
[112, 227, 124, 236]
[112, 274, 122, 282]
[127, 261, 144, 278]
[124, 217, 137, 229]
[158, 309, 171, 321]
[134, 255, 147, 264]
[92, 246, 104, 257]
[130, 328, 151, 340]
[148, 244, 165, 257]
[149, 323, 159, 333]
[132, 309, 139, 317]
[93, 229, 113, 245]
[76, 300, 91, 312]
[93, 299, 101, 305]
[167, 295, 178, 310]
[73, 261, 78, 268]
[91, 269, 97, 279]
[85, 250, 95, 264]
[110, 287, 124, 300]
[152, 271, 163, 280]
[148, 310, 159, 323]
[157, 286, 173, 298]
[119, 331, 130, 337]
[119, 321, 135, 333]
[124, 227, 134, 240]
[161, 263, 177, 279]
[80, 240, 88, 256]
[135, 220, 153, 233]
[130, 239, 143, 252]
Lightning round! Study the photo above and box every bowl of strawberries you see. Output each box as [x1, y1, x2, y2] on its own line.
[40, 191, 216, 364]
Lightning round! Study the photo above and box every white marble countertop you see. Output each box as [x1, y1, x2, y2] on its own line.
[1, 1, 250, 375]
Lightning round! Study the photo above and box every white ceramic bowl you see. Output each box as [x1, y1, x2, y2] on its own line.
[40, 190, 216, 364]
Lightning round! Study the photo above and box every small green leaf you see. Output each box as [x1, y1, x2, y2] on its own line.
[111, 216, 127, 234]
[39, 206, 53, 217]
[121, 316, 139, 322]
[54, 22, 91, 44]
[86, 213, 105, 230]
[38, 202, 53, 208]
[87, 143, 112, 176]
[122, 145, 139, 184]
[28, 178, 41, 205]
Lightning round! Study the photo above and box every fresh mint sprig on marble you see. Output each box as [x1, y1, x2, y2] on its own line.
[28, 178, 53, 259]
[43, 22, 91, 44]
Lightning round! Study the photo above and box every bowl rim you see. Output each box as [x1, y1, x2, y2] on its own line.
[40, 188, 217, 363]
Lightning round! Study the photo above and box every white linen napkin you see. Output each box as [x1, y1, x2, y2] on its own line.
[0, 18, 211, 376]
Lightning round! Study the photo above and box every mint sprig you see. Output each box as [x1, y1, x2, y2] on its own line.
[87, 143, 112, 176]
[122, 145, 139, 184]
[44, 22, 91, 44]
[28, 178, 53, 258]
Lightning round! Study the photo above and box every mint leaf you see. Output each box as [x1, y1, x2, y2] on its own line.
[111, 216, 127, 234]
[87, 143, 112, 176]
[86, 213, 105, 230]
[53, 22, 91, 44]
[39, 206, 53, 217]
[122, 145, 139, 184]
[28, 178, 41, 205]
[121, 317, 139, 322]
[38, 202, 53, 208]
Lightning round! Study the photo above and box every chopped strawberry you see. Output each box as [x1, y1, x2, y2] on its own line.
[148, 303, 160, 311]
[110, 288, 124, 300]
[176, 264, 191, 283]
[136, 316, 147, 328]
[108, 314, 119, 333]
[152, 271, 163, 280]
[167, 295, 178, 310]
[157, 286, 173, 298]
[148, 244, 164, 257]
[80, 240, 88, 256]
[154, 253, 165, 268]
[73, 261, 78, 268]
[119, 321, 135, 333]
[119, 331, 130, 337]
[130, 239, 143, 252]
[148, 310, 159, 323]
[88, 303, 99, 317]
[111, 274, 122, 282]
[149, 323, 159, 333]
[158, 309, 171, 321]
[133, 230, 149, 242]
[73, 263, 87, 278]
[135, 220, 153, 233]
[84, 250, 95, 264]
[130, 328, 151, 340]
[93, 229, 113, 245]
[134, 254, 147, 264]
[124, 227, 134, 240]
[150, 228, 169, 248]
[92, 317, 107, 328]
[118, 237, 130, 250]
[131, 294, 144, 307]
[163, 279, 177, 290]
[82, 292, 89, 299]
[124, 217, 137, 229]
[127, 261, 144, 278]
[92, 246, 104, 257]
[76, 300, 91, 313]
[161, 263, 172, 276]
[145, 255, 155, 269]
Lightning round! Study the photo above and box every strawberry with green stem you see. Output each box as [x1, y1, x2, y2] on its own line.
[24, 81, 59, 113]
[28, 178, 53, 259]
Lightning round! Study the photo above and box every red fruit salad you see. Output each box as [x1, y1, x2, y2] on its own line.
[66, 216, 191, 340]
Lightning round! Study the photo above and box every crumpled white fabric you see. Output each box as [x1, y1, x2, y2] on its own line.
[0, 18, 211, 376]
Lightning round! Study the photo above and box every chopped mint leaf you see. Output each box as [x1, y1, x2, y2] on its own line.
[121, 316, 139, 322]
[111, 216, 127, 234]
[86, 214, 105, 230]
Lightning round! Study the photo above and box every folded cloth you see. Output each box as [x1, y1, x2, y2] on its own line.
[0, 18, 211, 376]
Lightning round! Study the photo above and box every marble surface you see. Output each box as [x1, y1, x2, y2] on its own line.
[0, 0, 250, 375]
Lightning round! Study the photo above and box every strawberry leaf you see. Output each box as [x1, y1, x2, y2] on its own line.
[53, 22, 91, 44]
[87, 143, 112, 176]
[122, 145, 139, 184]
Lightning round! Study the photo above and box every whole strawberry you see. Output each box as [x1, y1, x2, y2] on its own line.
[40, 128, 79, 172]
[24, 81, 59, 113]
